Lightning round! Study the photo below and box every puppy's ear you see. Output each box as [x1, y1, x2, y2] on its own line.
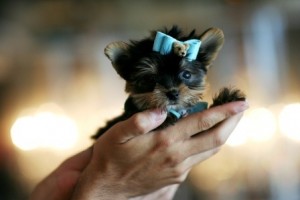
[104, 41, 131, 80]
[197, 28, 224, 69]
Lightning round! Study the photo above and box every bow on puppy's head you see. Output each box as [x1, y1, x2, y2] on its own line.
[152, 31, 201, 61]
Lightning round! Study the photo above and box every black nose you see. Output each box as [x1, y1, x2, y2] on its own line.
[166, 90, 179, 101]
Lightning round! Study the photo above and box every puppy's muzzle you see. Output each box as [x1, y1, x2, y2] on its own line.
[166, 90, 179, 101]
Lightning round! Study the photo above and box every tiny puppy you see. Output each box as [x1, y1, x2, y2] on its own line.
[92, 26, 245, 139]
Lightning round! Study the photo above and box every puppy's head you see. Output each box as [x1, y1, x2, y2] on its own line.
[104, 26, 224, 111]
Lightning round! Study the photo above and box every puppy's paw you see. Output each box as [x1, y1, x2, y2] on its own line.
[211, 87, 246, 107]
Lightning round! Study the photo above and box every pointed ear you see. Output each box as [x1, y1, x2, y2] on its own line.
[104, 41, 131, 80]
[197, 28, 224, 68]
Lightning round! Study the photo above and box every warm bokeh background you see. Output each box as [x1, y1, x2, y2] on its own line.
[0, 0, 299, 199]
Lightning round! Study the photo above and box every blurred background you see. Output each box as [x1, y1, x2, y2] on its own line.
[0, 0, 299, 199]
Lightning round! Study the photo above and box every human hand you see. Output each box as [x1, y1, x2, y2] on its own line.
[71, 101, 248, 200]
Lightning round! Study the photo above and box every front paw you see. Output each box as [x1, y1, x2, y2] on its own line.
[211, 87, 246, 107]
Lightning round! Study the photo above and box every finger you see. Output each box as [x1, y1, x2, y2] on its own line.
[183, 112, 243, 157]
[168, 148, 219, 184]
[109, 109, 167, 143]
[169, 101, 248, 139]
[58, 147, 93, 172]
[172, 148, 219, 178]
[179, 148, 220, 172]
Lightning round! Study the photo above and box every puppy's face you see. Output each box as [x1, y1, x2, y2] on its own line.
[124, 54, 207, 111]
[105, 27, 224, 111]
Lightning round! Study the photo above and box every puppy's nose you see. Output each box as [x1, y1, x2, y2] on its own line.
[166, 90, 179, 101]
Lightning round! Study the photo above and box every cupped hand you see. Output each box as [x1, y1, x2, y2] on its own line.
[71, 101, 248, 200]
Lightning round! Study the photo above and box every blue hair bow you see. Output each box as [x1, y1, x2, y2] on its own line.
[153, 31, 201, 61]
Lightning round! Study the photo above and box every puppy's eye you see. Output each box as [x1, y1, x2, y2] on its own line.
[180, 71, 192, 80]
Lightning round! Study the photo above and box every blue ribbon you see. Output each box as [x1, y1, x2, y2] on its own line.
[153, 31, 201, 61]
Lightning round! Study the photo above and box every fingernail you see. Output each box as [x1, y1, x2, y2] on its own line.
[151, 108, 167, 122]
[236, 101, 249, 112]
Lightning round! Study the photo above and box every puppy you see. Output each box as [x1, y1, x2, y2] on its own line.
[92, 26, 245, 139]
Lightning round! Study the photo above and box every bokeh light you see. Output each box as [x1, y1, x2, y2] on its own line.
[247, 107, 277, 142]
[11, 103, 78, 151]
[227, 107, 277, 146]
[279, 103, 300, 142]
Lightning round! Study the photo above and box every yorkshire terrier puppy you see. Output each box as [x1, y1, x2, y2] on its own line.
[92, 26, 245, 139]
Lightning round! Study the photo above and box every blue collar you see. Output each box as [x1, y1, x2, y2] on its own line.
[168, 102, 208, 119]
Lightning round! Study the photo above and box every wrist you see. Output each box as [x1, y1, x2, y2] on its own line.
[71, 162, 128, 200]
[72, 188, 127, 200]
[72, 179, 128, 200]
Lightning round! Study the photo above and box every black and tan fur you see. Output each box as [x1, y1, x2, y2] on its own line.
[92, 26, 245, 139]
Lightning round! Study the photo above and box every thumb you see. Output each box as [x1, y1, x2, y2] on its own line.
[108, 109, 167, 143]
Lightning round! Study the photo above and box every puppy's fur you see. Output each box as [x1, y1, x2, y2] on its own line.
[92, 26, 245, 139]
